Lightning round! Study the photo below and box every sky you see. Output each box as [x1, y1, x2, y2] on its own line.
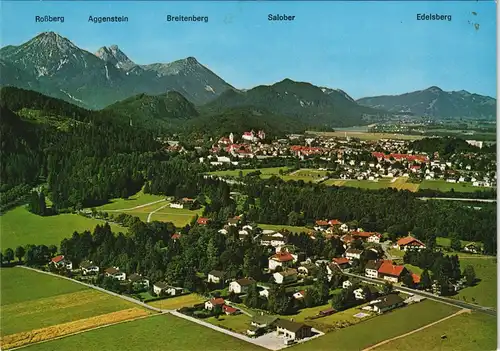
[1, 1, 497, 99]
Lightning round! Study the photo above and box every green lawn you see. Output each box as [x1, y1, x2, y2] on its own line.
[149, 205, 203, 226]
[387, 248, 405, 258]
[1, 206, 125, 249]
[419, 180, 491, 192]
[1, 268, 143, 336]
[95, 189, 165, 211]
[206, 313, 253, 334]
[0, 268, 86, 306]
[324, 179, 393, 189]
[374, 312, 496, 351]
[452, 256, 497, 308]
[25, 314, 264, 351]
[292, 300, 459, 351]
[258, 224, 310, 233]
[208, 167, 288, 179]
[436, 236, 480, 249]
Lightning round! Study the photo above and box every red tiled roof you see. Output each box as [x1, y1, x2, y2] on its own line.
[341, 235, 354, 243]
[378, 262, 406, 277]
[397, 236, 425, 247]
[197, 217, 210, 225]
[332, 257, 350, 265]
[271, 252, 294, 262]
[315, 220, 329, 226]
[51, 255, 65, 263]
[223, 305, 237, 313]
[210, 298, 225, 305]
[412, 273, 421, 284]
[171, 233, 181, 240]
[353, 231, 381, 239]
[328, 219, 342, 225]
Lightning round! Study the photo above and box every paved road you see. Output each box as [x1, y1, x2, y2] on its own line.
[17, 266, 165, 313]
[417, 197, 496, 203]
[344, 272, 496, 316]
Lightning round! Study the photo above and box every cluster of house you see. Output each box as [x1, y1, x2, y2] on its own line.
[169, 197, 199, 210]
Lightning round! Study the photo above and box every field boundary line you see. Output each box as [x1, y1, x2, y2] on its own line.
[16, 266, 165, 313]
[105, 199, 166, 212]
[362, 308, 471, 351]
[146, 203, 170, 223]
[6, 311, 161, 351]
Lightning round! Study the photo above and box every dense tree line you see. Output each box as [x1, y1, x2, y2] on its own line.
[243, 177, 496, 255]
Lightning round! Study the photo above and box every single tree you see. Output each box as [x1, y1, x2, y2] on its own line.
[15, 246, 26, 262]
[382, 281, 393, 295]
[4, 248, 14, 264]
[463, 265, 476, 286]
[420, 269, 432, 290]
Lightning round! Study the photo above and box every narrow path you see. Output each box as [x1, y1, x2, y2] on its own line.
[105, 199, 166, 212]
[146, 203, 170, 223]
[362, 308, 471, 351]
[17, 266, 165, 313]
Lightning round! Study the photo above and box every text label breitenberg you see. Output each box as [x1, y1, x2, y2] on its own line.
[166, 15, 209, 23]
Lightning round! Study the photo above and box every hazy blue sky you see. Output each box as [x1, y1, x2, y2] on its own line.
[1, 1, 496, 98]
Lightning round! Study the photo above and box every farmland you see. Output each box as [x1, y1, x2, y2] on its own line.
[324, 177, 419, 192]
[373, 312, 496, 351]
[451, 256, 497, 308]
[24, 314, 265, 351]
[206, 313, 252, 334]
[419, 180, 492, 193]
[306, 130, 424, 141]
[95, 189, 165, 211]
[1, 268, 151, 349]
[258, 223, 310, 233]
[148, 294, 206, 310]
[208, 167, 288, 179]
[292, 300, 459, 351]
[0, 206, 125, 249]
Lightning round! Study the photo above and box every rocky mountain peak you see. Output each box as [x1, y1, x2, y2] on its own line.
[95, 45, 135, 70]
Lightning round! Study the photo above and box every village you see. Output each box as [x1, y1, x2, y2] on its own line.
[45, 213, 482, 349]
[177, 130, 497, 189]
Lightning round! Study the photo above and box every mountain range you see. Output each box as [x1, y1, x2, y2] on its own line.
[0, 31, 496, 128]
[357, 86, 496, 119]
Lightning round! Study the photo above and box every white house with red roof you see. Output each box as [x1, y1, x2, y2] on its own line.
[268, 251, 296, 270]
[332, 257, 351, 270]
[205, 297, 225, 310]
[395, 236, 426, 251]
[377, 261, 408, 283]
[50, 255, 72, 270]
[197, 217, 210, 225]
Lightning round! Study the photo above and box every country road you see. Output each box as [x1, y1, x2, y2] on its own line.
[105, 199, 166, 212]
[344, 272, 496, 316]
[417, 197, 496, 203]
[146, 203, 169, 222]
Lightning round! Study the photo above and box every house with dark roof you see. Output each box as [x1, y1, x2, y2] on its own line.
[129, 273, 150, 288]
[229, 277, 256, 294]
[372, 294, 405, 314]
[104, 267, 126, 280]
[345, 248, 364, 260]
[207, 270, 227, 284]
[276, 319, 313, 341]
[80, 260, 99, 275]
[365, 259, 385, 278]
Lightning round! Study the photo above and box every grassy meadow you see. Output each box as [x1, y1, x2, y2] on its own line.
[1, 206, 125, 249]
[419, 180, 491, 193]
[24, 314, 265, 351]
[306, 131, 424, 141]
[95, 189, 165, 211]
[258, 223, 310, 233]
[373, 312, 496, 351]
[292, 300, 459, 351]
[1, 268, 150, 348]
[147, 294, 206, 310]
[208, 167, 288, 179]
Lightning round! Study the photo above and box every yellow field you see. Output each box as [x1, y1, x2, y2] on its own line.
[0, 308, 150, 350]
[307, 131, 424, 141]
[1, 288, 147, 336]
[390, 177, 420, 192]
[329, 180, 347, 186]
[148, 294, 206, 310]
